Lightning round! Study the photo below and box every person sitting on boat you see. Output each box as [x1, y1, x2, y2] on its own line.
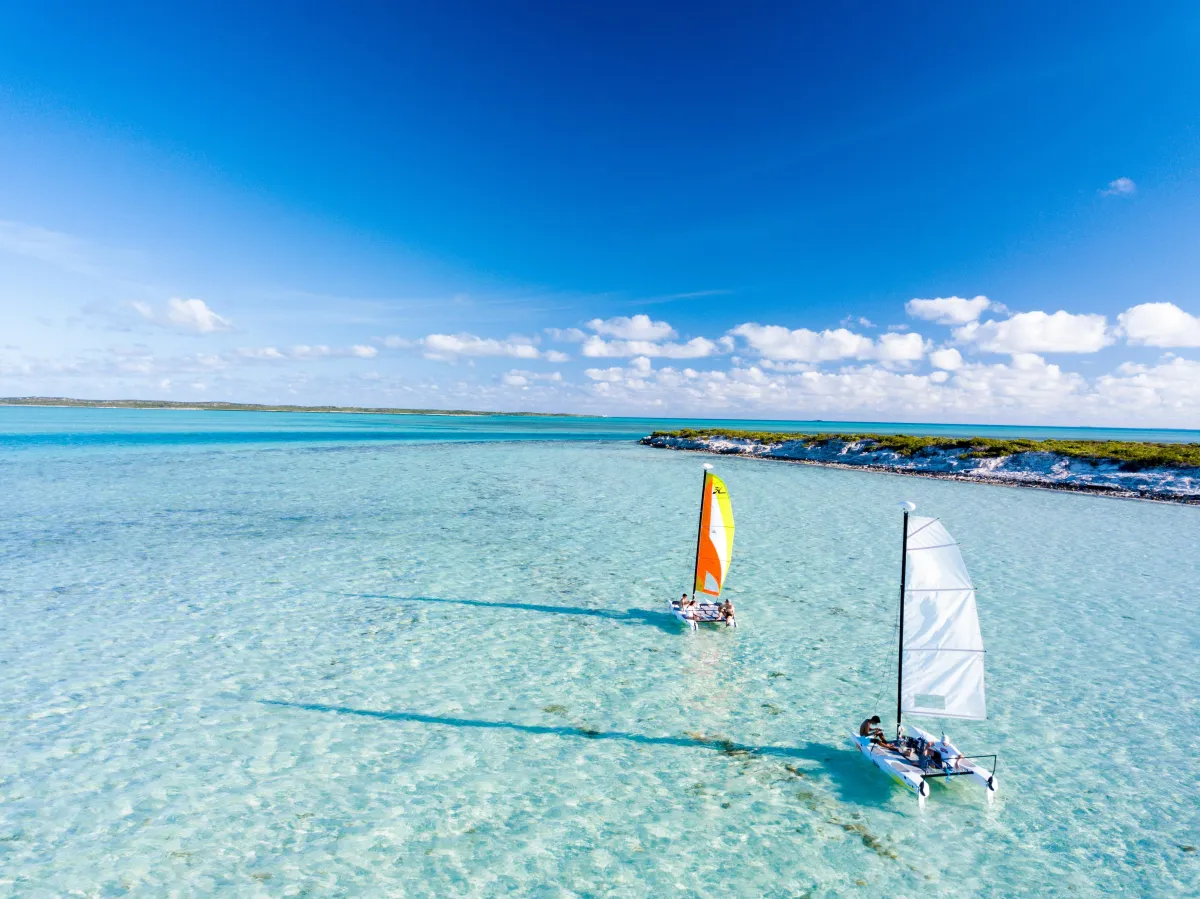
[677, 593, 697, 619]
[859, 715, 884, 739]
[920, 743, 944, 771]
[859, 715, 894, 749]
[719, 598, 735, 626]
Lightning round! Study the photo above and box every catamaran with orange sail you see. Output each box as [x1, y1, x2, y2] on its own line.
[669, 463, 736, 630]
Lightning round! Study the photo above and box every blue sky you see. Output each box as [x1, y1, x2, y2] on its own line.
[2, 1, 1199, 424]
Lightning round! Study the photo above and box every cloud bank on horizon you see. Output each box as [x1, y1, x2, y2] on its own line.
[4, 240, 1199, 427]
[1, 4, 1198, 427]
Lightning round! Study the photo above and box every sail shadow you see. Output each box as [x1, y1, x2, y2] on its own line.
[259, 700, 885, 806]
[343, 593, 680, 634]
[260, 699, 796, 755]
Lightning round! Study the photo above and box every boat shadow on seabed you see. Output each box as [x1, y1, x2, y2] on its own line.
[342, 593, 681, 634]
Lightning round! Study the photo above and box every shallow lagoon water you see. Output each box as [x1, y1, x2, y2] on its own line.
[1, 410, 1198, 896]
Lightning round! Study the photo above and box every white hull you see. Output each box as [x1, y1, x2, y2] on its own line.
[850, 724, 997, 806]
[668, 599, 736, 630]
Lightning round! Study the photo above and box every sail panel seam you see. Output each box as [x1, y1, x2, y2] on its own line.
[902, 647, 985, 654]
[900, 710, 987, 720]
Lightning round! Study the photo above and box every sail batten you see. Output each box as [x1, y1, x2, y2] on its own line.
[900, 516, 986, 721]
[693, 472, 734, 597]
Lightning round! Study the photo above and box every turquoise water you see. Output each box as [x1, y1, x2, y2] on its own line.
[4, 405, 1200, 447]
[1, 409, 1198, 896]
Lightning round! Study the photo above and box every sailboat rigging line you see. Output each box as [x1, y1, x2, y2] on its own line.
[690, 468, 707, 602]
[920, 754, 999, 778]
[895, 508, 909, 738]
[863, 600, 898, 713]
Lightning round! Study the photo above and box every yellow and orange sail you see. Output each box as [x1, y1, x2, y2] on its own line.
[694, 472, 735, 597]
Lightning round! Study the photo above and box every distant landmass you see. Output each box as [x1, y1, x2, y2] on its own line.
[0, 397, 577, 417]
[643, 428, 1200, 504]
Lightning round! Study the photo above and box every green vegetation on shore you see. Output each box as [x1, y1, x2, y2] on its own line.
[647, 428, 1200, 470]
[0, 397, 576, 417]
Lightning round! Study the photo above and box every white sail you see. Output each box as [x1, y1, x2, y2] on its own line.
[900, 516, 986, 721]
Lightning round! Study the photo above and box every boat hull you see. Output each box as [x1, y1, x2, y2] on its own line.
[906, 724, 998, 801]
[849, 734, 929, 800]
[667, 599, 735, 630]
[850, 725, 997, 805]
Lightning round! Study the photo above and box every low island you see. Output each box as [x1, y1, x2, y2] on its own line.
[0, 397, 572, 417]
[641, 429, 1200, 504]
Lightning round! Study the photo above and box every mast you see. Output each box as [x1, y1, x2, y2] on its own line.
[691, 465, 712, 600]
[896, 506, 910, 738]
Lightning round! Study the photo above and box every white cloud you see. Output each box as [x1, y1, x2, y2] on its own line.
[238, 346, 287, 360]
[841, 315, 876, 329]
[731, 324, 872, 362]
[501, 369, 563, 387]
[580, 335, 720, 359]
[237, 345, 377, 361]
[166, 298, 232, 334]
[758, 360, 817, 373]
[1117, 302, 1200, 348]
[545, 327, 588, 342]
[419, 333, 542, 362]
[384, 331, 570, 362]
[7, 340, 1200, 426]
[954, 311, 1113, 354]
[586, 314, 676, 340]
[133, 297, 232, 334]
[290, 345, 334, 359]
[929, 347, 964, 371]
[1100, 177, 1136, 197]
[1095, 357, 1200, 410]
[572, 352, 1096, 420]
[731, 323, 925, 364]
[584, 366, 625, 382]
[875, 332, 926, 363]
[951, 353, 1087, 408]
[584, 356, 658, 383]
[906, 295, 991, 325]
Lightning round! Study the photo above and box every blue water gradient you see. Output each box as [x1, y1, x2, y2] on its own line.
[3, 405, 1199, 449]
[1, 408, 1197, 895]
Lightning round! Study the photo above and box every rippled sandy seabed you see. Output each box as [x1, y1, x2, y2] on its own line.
[1, 412, 1198, 896]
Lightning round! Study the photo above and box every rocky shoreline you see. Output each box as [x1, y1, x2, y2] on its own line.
[640, 433, 1200, 505]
